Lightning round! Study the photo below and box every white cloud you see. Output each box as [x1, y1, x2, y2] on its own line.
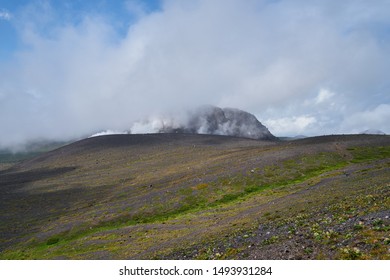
[0, 9, 12, 20]
[315, 88, 335, 104]
[264, 115, 317, 136]
[0, 0, 390, 148]
[341, 104, 390, 134]
[89, 130, 129, 138]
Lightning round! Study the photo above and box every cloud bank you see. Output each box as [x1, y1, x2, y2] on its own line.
[1, 0, 390, 148]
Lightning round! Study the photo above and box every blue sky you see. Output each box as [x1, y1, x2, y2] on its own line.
[0, 0, 390, 148]
[0, 0, 161, 60]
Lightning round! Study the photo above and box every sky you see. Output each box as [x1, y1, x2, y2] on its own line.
[0, 0, 389, 148]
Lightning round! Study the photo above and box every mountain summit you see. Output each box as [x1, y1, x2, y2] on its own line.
[159, 106, 276, 140]
[360, 129, 386, 135]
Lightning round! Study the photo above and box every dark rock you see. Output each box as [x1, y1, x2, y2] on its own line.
[159, 106, 277, 140]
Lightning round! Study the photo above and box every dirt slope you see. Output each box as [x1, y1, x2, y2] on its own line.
[0, 133, 389, 259]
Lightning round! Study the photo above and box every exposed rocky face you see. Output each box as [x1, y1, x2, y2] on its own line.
[159, 106, 277, 140]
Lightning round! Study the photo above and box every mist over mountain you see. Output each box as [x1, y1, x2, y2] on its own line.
[360, 129, 386, 135]
[130, 106, 276, 140]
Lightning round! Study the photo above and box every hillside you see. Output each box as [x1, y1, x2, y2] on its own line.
[0, 134, 389, 259]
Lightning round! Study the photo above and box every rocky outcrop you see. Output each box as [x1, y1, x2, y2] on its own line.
[159, 106, 277, 140]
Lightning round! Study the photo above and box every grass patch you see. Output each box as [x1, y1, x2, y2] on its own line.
[349, 146, 390, 163]
[46, 237, 60, 246]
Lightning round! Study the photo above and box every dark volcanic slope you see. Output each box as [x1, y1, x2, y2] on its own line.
[11, 133, 267, 170]
[0, 134, 389, 260]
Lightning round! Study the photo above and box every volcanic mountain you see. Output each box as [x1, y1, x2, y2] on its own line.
[132, 106, 277, 140]
[360, 129, 386, 135]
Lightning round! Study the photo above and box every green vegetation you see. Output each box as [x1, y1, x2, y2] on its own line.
[0, 134, 389, 259]
[348, 146, 390, 163]
[46, 237, 60, 246]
